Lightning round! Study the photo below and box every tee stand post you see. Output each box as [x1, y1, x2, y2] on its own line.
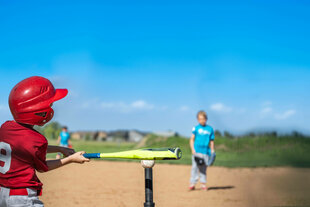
[143, 163, 155, 207]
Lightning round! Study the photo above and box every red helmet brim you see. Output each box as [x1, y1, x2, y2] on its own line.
[52, 89, 68, 102]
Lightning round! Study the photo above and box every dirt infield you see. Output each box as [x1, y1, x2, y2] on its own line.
[39, 161, 310, 207]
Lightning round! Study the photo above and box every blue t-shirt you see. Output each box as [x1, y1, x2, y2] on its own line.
[60, 131, 70, 146]
[192, 124, 214, 155]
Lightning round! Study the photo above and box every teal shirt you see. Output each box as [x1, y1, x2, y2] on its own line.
[192, 124, 214, 155]
[60, 131, 70, 146]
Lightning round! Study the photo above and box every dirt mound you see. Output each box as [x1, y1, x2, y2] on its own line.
[39, 161, 310, 207]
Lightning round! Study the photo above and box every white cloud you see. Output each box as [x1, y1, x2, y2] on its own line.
[79, 99, 155, 112]
[131, 100, 154, 110]
[160, 106, 168, 110]
[210, 103, 232, 112]
[259, 107, 273, 119]
[274, 110, 296, 120]
[100, 100, 154, 112]
[80, 98, 100, 109]
[179, 106, 189, 111]
[237, 108, 247, 113]
[48, 75, 66, 84]
[262, 101, 272, 106]
[261, 107, 272, 114]
[100, 102, 117, 109]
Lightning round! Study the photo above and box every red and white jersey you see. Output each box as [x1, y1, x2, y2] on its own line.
[0, 121, 48, 190]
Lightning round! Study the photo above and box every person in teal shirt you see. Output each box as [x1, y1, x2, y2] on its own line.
[189, 110, 215, 191]
[56, 126, 72, 159]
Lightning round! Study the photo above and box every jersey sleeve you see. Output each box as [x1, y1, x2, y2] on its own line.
[210, 128, 215, 140]
[192, 126, 196, 135]
[32, 142, 48, 172]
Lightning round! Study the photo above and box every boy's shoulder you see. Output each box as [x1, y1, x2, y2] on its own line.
[193, 124, 203, 128]
[192, 124, 200, 132]
[1, 120, 47, 144]
[27, 128, 47, 144]
[206, 125, 214, 131]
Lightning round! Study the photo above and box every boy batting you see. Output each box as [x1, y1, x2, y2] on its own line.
[0, 76, 89, 207]
[189, 110, 215, 191]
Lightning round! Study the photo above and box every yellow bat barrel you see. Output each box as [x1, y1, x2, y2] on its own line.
[97, 147, 182, 160]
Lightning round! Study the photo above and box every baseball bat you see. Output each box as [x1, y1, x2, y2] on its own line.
[83, 147, 182, 160]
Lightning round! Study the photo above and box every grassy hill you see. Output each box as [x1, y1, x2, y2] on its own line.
[47, 134, 310, 168]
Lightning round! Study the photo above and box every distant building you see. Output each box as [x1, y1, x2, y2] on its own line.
[129, 130, 144, 142]
[71, 131, 85, 140]
[71, 131, 107, 141]
[71, 129, 147, 142]
[107, 130, 146, 142]
[153, 131, 178, 137]
[93, 131, 108, 141]
[107, 130, 129, 142]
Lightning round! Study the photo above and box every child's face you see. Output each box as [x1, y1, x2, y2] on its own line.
[197, 115, 207, 126]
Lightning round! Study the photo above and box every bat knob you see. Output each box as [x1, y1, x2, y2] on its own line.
[175, 148, 182, 160]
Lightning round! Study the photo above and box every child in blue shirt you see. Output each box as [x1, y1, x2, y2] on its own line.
[56, 126, 72, 159]
[189, 110, 215, 190]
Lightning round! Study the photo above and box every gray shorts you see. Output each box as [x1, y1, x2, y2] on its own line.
[190, 153, 209, 184]
[0, 187, 44, 207]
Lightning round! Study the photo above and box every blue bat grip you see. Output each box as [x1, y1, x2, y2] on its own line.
[83, 153, 101, 158]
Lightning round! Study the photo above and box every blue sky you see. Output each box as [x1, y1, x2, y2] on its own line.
[0, 1, 309, 136]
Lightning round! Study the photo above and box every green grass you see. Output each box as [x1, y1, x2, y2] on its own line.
[213, 136, 310, 167]
[47, 134, 310, 168]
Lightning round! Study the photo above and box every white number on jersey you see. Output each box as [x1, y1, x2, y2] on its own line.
[0, 142, 12, 174]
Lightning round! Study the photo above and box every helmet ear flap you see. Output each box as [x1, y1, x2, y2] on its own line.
[36, 107, 54, 126]
[41, 108, 54, 126]
[34, 112, 48, 117]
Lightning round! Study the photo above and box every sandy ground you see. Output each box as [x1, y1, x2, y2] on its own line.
[39, 161, 310, 207]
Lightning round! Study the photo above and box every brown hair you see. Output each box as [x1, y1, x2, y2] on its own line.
[197, 110, 207, 119]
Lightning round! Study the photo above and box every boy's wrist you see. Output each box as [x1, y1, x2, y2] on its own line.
[61, 156, 72, 165]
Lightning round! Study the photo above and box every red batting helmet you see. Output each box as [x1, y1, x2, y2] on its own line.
[9, 76, 68, 126]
